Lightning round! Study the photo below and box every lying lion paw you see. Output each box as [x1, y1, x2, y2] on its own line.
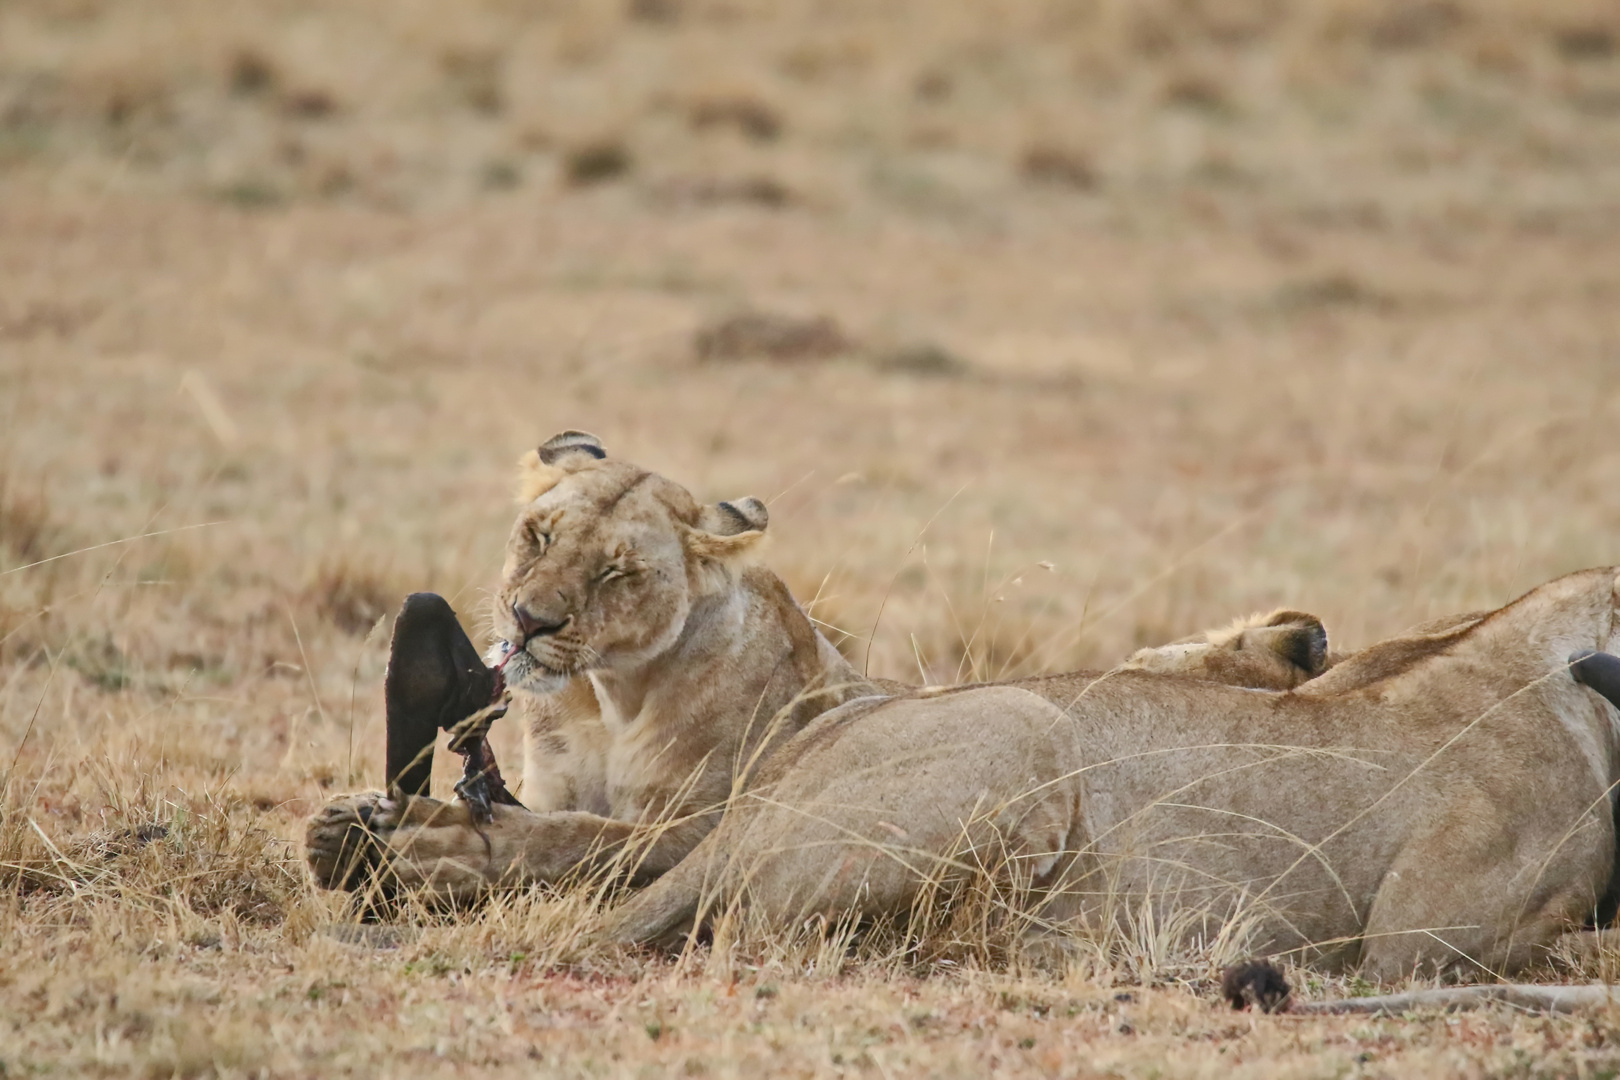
[305, 792, 404, 891]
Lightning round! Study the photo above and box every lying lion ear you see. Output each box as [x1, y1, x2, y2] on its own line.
[515, 431, 607, 503]
[686, 497, 769, 562]
[1253, 611, 1329, 677]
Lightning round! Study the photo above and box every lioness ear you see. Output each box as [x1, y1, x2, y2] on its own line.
[1252, 611, 1329, 677]
[515, 431, 608, 503]
[686, 497, 769, 562]
[538, 430, 606, 466]
[707, 497, 768, 535]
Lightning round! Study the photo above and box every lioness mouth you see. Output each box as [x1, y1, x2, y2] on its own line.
[505, 640, 576, 683]
[491, 639, 517, 690]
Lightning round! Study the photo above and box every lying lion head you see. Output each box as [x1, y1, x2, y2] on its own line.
[492, 430, 770, 694]
[1121, 608, 1330, 690]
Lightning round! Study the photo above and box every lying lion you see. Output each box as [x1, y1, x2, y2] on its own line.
[599, 568, 1620, 981]
[306, 432, 1330, 902]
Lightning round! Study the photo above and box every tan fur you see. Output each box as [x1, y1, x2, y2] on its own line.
[600, 570, 1620, 982]
[513, 448, 566, 504]
[515, 679, 609, 816]
[306, 448, 1331, 904]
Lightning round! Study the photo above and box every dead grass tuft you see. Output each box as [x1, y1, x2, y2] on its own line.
[307, 557, 400, 637]
[913, 68, 953, 102]
[1161, 70, 1233, 114]
[1556, 24, 1617, 60]
[225, 47, 277, 97]
[651, 174, 795, 208]
[1367, 0, 1468, 50]
[694, 312, 854, 363]
[0, 468, 60, 568]
[62, 634, 133, 691]
[1271, 271, 1397, 313]
[688, 93, 783, 143]
[441, 47, 504, 116]
[279, 87, 339, 120]
[627, 0, 681, 24]
[870, 342, 972, 380]
[1019, 143, 1099, 191]
[2, 767, 300, 926]
[85, 69, 172, 129]
[563, 138, 632, 186]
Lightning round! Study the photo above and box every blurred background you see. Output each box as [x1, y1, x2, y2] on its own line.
[4, 0, 1620, 792]
[6, 3, 1620, 1071]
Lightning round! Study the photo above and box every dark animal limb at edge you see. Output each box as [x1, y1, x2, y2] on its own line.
[384, 592, 520, 821]
[1223, 960, 1620, 1016]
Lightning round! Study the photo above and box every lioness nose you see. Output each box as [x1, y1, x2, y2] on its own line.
[513, 602, 569, 641]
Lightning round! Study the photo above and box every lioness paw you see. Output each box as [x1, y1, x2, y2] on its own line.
[305, 792, 401, 891]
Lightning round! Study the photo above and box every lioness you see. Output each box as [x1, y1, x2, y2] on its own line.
[306, 433, 1330, 899]
[307, 431, 880, 896]
[600, 569, 1620, 980]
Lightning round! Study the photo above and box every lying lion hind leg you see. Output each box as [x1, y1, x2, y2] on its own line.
[596, 831, 719, 949]
[1358, 811, 1597, 982]
[1359, 890, 1581, 984]
[594, 813, 971, 952]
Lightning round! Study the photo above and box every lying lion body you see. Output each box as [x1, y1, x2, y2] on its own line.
[600, 569, 1620, 980]
[305, 435, 1620, 981]
[306, 434, 1330, 903]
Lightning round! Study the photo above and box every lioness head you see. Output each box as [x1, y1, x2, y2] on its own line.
[491, 431, 769, 694]
[1121, 609, 1330, 690]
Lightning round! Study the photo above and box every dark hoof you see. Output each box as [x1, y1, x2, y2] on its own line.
[385, 593, 498, 797]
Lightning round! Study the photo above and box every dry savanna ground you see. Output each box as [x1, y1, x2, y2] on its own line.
[5, 0, 1620, 1075]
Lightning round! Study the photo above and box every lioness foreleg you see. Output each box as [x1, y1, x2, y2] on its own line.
[306, 792, 715, 901]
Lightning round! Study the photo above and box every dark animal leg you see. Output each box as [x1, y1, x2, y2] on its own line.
[1571, 650, 1620, 710]
[1570, 650, 1620, 927]
[384, 593, 498, 797]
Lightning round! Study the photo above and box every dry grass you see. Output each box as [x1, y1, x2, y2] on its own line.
[5, 0, 1620, 1074]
